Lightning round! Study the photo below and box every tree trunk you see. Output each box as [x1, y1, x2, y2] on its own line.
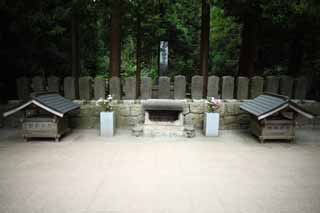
[110, 1, 121, 77]
[71, 8, 80, 98]
[288, 31, 304, 77]
[200, 0, 210, 97]
[136, 14, 142, 98]
[238, 16, 258, 77]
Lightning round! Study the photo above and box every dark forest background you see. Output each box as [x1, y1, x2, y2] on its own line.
[1, 0, 320, 100]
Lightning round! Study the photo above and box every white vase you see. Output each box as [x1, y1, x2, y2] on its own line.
[204, 112, 219, 136]
[100, 112, 115, 137]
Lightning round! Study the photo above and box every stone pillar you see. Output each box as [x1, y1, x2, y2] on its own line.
[191, 75, 203, 99]
[294, 76, 307, 100]
[221, 76, 234, 99]
[109, 76, 121, 100]
[264, 76, 279, 94]
[236, 77, 249, 100]
[31, 76, 45, 92]
[47, 76, 60, 93]
[140, 77, 152, 100]
[123, 77, 136, 100]
[279, 75, 294, 98]
[79, 76, 92, 100]
[94, 77, 106, 100]
[64, 76, 76, 100]
[250, 76, 264, 99]
[174, 75, 186, 99]
[207, 75, 219, 98]
[158, 76, 171, 99]
[16, 77, 30, 100]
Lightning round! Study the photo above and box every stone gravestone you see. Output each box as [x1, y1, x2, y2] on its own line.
[123, 77, 136, 100]
[94, 77, 106, 100]
[79, 76, 92, 100]
[140, 77, 152, 100]
[16, 77, 30, 100]
[207, 75, 219, 98]
[158, 76, 171, 99]
[191, 75, 203, 99]
[159, 41, 169, 76]
[250, 76, 264, 99]
[47, 76, 60, 93]
[236, 77, 249, 100]
[294, 76, 307, 100]
[279, 75, 293, 98]
[221, 76, 234, 99]
[32, 76, 45, 92]
[174, 75, 186, 99]
[264, 76, 279, 94]
[64, 76, 76, 100]
[109, 76, 121, 100]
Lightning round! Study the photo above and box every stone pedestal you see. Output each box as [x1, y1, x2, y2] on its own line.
[100, 112, 115, 137]
[203, 112, 219, 136]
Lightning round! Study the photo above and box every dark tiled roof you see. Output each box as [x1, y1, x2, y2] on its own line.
[240, 93, 314, 120]
[32, 93, 80, 115]
[3, 92, 79, 118]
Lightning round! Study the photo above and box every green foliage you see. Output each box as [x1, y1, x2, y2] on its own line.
[209, 7, 240, 76]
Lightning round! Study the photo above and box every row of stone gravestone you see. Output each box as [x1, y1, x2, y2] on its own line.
[16, 75, 308, 100]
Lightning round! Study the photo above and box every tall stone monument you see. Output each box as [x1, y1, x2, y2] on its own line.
[159, 41, 169, 76]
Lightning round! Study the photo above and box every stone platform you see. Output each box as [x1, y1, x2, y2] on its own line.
[1, 128, 320, 213]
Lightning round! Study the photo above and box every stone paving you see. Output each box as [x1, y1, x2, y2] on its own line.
[0, 128, 320, 213]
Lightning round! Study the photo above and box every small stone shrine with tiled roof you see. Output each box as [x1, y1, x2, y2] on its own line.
[3, 92, 80, 142]
[240, 93, 314, 143]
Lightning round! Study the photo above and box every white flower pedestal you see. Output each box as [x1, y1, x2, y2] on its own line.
[100, 112, 115, 137]
[203, 112, 219, 136]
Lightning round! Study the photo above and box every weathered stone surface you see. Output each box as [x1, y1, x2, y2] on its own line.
[174, 75, 186, 99]
[191, 75, 203, 99]
[279, 75, 294, 98]
[130, 105, 143, 116]
[123, 77, 136, 100]
[70, 116, 100, 129]
[113, 105, 131, 116]
[16, 77, 30, 100]
[2, 100, 320, 129]
[132, 125, 143, 137]
[221, 76, 234, 99]
[294, 77, 307, 100]
[224, 102, 242, 115]
[250, 76, 264, 99]
[140, 77, 152, 99]
[220, 116, 239, 129]
[94, 77, 106, 100]
[32, 76, 45, 92]
[64, 76, 76, 100]
[236, 77, 249, 100]
[79, 76, 93, 100]
[264, 76, 279, 94]
[158, 76, 171, 99]
[207, 75, 219, 98]
[47, 76, 60, 93]
[189, 101, 206, 114]
[184, 113, 203, 128]
[280, 75, 294, 98]
[109, 77, 121, 100]
[117, 115, 143, 127]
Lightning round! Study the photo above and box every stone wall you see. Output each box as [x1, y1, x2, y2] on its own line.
[2, 100, 319, 130]
[15, 75, 312, 101]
